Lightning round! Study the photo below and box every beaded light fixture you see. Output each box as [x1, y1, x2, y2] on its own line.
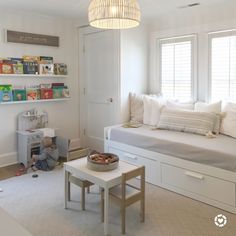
[88, 0, 141, 29]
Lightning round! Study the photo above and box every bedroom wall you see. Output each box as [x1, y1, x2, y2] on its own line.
[0, 9, 79, 166]
[149, 3, 236, 102]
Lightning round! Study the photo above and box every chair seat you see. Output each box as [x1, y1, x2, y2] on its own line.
[110, 184, 140, 199]
[69, 175, 93, 187]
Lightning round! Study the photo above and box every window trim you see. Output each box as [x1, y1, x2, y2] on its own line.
[208, 29, 236, 102]
[157, 34, 197, 101]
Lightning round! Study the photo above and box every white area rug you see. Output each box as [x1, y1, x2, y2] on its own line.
[0, 166, 236, 236]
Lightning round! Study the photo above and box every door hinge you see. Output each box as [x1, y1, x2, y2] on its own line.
[83, 44, 85, 53]
[83, 129, 86, 135]
[83, 88, 86, 95]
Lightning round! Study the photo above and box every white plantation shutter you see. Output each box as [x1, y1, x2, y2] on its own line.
[160, 36, 194, 101]
[210, 31, 236, 102]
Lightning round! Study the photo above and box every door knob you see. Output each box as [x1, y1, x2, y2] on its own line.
[107, 98, 113, 103]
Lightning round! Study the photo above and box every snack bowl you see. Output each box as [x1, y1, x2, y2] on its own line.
[87, 153, 119, 172]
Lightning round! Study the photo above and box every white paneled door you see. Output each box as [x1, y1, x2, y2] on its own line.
[80, 29, 119, 151]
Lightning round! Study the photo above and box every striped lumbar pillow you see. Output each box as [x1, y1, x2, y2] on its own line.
[157, 108, 217, 135]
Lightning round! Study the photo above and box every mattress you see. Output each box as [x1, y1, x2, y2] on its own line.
[109, 125, 236, 172]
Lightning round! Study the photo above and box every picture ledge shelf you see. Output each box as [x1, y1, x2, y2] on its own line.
[0, 74, 67, 78]
[0, 98, 70, 105]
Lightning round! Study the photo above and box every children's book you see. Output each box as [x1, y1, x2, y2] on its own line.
[53, 87, 63, 99]
[26, 88, 40, 100]
[13, 89, 26, 101]
[41, 89, 53, 99]
[54, 63, 67, 75]
[0, 85, 13, 102]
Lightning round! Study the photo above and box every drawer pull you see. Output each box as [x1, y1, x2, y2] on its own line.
[124, 153, 138, 160]
[185, 171, 204, 180]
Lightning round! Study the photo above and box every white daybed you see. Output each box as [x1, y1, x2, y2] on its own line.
[104, 125, 236, 214]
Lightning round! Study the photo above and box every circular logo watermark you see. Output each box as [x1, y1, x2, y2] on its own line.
[214, 214, 227, 227]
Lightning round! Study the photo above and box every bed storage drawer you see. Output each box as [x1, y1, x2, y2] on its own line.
[161, 163, 235, 206]
[109, 147, 158, 185]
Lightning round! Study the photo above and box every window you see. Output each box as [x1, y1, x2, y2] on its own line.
[159, 36, 195, 101]
[210, 30, 236, 102]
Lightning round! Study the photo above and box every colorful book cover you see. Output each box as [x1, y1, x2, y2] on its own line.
[51, 83, 64, 88]
[10, 58, 23, 64]
[26, 88, 40, 100]
[40, 56, 53, 64]
[1, 63, 13, 74]
[53, 87, 63, 99]
[62, 87, 70, 98]
[40, 84, 51, 89]
[0, 90, 13, 102]
[23, 55, 40, 62]
[13, 89, 26, 101]
[23, 61, 38, 74]
[0, 84, 12, 91]
[54, 63, 67, 75]
[0, 85, 13, 102]
[13, 64, 24, 74]
[39, 64, 54, 75]
[41, 89, 53, 99]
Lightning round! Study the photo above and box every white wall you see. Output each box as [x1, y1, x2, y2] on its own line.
[149, 4, 236, 102]
[0, 9, 79, 166]
[120, 22, 148, 122]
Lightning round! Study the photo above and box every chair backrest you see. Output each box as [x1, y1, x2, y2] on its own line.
[121, 166, 145, 200]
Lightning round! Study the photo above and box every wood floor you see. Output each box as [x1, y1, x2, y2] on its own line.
[0, 164, 23, 180]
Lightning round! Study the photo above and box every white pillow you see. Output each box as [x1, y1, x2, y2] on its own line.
[194, 101, 222, 134]
[194, 101, 221, 113]
[143, 96, 165, 126]
[166, 100, 194, 110]
[143, 95, 152, 124]
[221, 102, 236, 138]
[149, 98, 165, 126]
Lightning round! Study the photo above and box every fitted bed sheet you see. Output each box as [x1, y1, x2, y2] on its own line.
[109, 125, 236, 172]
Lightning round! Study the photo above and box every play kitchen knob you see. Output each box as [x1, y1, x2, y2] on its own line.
[107, 98, 113, 103]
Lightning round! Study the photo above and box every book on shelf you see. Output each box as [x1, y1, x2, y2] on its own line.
[13, 89, 26, 101]
[39, 64, 54, 75]
[22, 55, 40, 62]
[0, 84, 13, 102]
[62, 87, 70, 98]
[0, 60, 13, 74]
[41, 88, 53, 99]
[54, 63, 67, 75]
[52, 83, 64, 88]
[23, 55, 39, 74]
[23, 61, 38, 74]
[26, 87, 40, 100]
[11, 58, 24, 74]
[53, 87, 63, 99]
[39, 56, 53, 64]
[40, 84, 51, 89]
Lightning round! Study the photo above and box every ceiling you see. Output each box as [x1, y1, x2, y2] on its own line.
[0, 0, 234, 20]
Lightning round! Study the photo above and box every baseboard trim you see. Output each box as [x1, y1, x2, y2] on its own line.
[0, 152, 18, 167]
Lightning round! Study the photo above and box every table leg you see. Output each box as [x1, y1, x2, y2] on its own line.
[104, 187, 109, 236]
[64, 170, 69, 209]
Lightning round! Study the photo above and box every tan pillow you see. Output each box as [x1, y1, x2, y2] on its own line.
[157, 108, 217, 136]
[130, 93, 144, 123]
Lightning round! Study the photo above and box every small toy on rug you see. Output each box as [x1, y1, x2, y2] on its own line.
[31, 136, 59, 171]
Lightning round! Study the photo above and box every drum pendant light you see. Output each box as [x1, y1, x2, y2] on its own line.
[88, 0, 141, 29]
